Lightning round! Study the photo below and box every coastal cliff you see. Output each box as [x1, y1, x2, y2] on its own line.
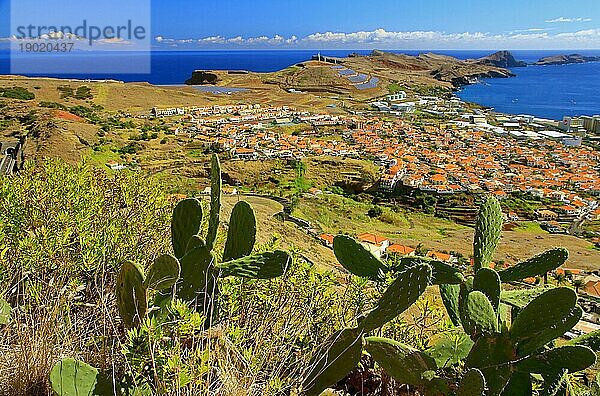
[476, 50, 527, 68]
[535, 54, 600, 66]
[365, 50, 515, 87]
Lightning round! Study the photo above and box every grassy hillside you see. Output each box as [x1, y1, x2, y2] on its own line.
[293, 193, 600, 270]
[0, 160, 598, 395]
[0, 160, 445, 395]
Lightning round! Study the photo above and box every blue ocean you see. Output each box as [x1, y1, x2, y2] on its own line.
[0, 49, 599, 120]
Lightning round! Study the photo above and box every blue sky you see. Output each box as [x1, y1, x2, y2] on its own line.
[1, 0, 600, 49]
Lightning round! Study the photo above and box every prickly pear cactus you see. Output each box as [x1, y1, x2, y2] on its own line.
[333, 235, 387, 280]
[498, 248, 568, 282]
[473, 268, 501, 310]
[440, 283, 462, 327]
[177, 243, 215, 303]
[0, 297, 10, 325]
[365, 337, 438, 388]
[501, 373, 533, 396]
[49, 358, 99, 396]
[144, 254, 180, 291]
[171, 198, 203, 259]
[457, 368, 486, 396]
[461, 291, 498, 338]
[359, 263, 432, 332]
[206, 154, 221, 250]
[473, 196, 503, 272]
[222, 201, 256, 262]
[116, 261, 147, 329]
[510, 287, 581, 356]
[425, 329, 473, 368]
[302, 328, 364, 396]
[217, 250, 290, 279]
[400, 257, 463, 285]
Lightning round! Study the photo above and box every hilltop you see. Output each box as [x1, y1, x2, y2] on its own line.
[260, 50, 516, 95]
[475, 50, 527, 68]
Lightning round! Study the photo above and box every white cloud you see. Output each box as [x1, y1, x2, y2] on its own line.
[152, 28, 600, 49]
[546, 17, 592, 23]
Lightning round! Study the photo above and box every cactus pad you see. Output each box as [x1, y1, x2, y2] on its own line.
[206, 154, 222, 250]
[177, 244, 215, 303]
[473, 196, 503, 271]
[466, 333, 516, 370]
[440, 283, 462, 327]
[539, 369, 568, 396]
[473, 268, 501, 310]
[498, 248, 568, 283]
[365, 337, 437, 387]
[510, 287, 581, 356]
[333, 235, 387, 280]
[50, 358, 99, 396]
[144, 254, 181, 291]
[116, 261, 147, 329]
[515, 345, 596, 375]
[223, 201, 257, 262]
[457, 368, 486, 396]
[186, 235, 205, 254]
[461, 291, 499, 337]
[425, 329, 474, 368]
[360, 263, 432, 332]
[171, 198, 203, 259]
[501, 373, 532, 396]
[400, 257, 463, 285]
[217, 250, 291, 279]
[302, 328, 363, 396]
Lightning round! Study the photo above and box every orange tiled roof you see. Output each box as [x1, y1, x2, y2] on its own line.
[427, 251, 452, 262]
[319, 234, 334, 245]
[357, 233, 389, 246]
[387, 244, 416, 255]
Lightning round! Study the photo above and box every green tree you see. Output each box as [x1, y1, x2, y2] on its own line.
[573, 279, 585, 294]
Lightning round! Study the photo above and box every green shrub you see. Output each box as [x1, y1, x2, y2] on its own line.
[0, 87, 35, 100]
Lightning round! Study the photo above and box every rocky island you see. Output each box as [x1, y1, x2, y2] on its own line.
[475, 50, 527, 68]
[535, 53, 600, 66]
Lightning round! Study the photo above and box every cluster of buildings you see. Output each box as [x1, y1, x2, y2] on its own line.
[318, 232, 453, 262]
[152, 104, 295, 121]
[150, 96, 600, 223]
[561, 115, 600, 134]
